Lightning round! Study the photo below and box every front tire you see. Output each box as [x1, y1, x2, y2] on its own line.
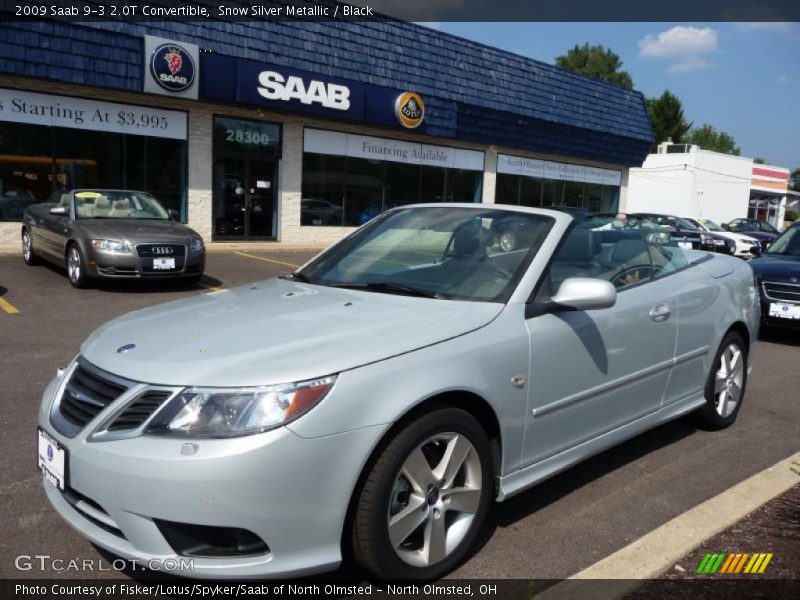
[66, 243, 91, 289]
[351, 407, 492, 579]
[695, 331, 747, 430]
[22, 228, 41, 265]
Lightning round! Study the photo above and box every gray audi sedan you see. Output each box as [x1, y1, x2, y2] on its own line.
[37, 204, 758, 579]
[22, 189, 205, 287]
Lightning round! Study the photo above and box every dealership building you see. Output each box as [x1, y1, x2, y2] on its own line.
[0, 17, 653, 245]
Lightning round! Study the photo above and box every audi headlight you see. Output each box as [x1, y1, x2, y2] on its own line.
[92, 239, 130, 253]
[700, 233, 714, 245]
[145, 376, 336, 438]
[713, 238, 726, 246]
[190, 234, 204, 252]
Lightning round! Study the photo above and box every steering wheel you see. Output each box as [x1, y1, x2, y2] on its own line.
[609, 264, 653, 288]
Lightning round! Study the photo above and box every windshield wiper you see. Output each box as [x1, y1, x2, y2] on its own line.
[329, 281, 442, 299]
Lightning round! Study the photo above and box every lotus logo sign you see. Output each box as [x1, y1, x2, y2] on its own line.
[150, 43, 196, 93]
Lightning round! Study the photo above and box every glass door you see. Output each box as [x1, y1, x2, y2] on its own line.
[213, 157, 277, 239]
[212, 116, 281, 241]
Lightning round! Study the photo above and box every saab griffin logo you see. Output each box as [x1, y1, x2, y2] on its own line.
[696, 552, 773, 574]
[150, 43, 195, 92]
[394, 92, 424, 129]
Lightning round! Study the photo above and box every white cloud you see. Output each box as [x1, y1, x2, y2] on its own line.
[667, 57, 714, 74]
[638, 26, 718, 58]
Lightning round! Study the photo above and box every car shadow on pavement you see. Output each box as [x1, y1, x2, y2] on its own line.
[484, 417, 698, 533]
[36, 261, 223, 293]
[759, 324, 800, 347]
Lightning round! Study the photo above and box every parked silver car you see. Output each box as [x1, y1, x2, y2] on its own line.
[22, 189, 205, 288]
[37, 204, 758, 579]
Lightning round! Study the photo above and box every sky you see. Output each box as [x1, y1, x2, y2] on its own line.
[426, 22, 799, 170]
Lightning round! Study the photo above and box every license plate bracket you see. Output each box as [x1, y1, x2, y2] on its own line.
[38, 427, 67, 490]
[769, 302, 800, 320]
[152, 257, 176, 270]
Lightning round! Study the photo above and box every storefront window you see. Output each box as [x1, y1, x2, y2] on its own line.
[520, 176, 543, 207]
[1, 107, 187, 222]
[496, 173, 620, 213]
[446, 169, 483, 203]
[301, 153, 345, 226]
[302, 128, 484, 227]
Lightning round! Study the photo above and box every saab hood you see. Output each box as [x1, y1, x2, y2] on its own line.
[81, 278, 503, 387]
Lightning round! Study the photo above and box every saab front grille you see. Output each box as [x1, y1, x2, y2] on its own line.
[763, 282, 800, 303]
[136, 244, 187, 257]
[59, 363, 128, 429]
[107, 391, 171, 431]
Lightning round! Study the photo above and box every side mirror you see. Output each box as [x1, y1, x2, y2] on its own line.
[168, 209, 180, 221]
[750, 245, 762, 257]
[720, 223, 730, 231]
[49, 206, 68, 216]
[551, 278, 617, 311]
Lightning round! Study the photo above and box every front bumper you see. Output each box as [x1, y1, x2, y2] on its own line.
[88, 249, 204, 279]
[758, 281, 800, 327]
[38, 372, 385, 579]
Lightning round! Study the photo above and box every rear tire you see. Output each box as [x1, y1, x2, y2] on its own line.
[695, 331, 747, 430]
[66, 243, 92, 289]
[351, 408, 492, 580]
[21, 228, 41, 265]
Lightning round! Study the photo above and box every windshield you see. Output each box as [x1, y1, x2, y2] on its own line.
[73, 191, 170, 220]
[699, 219, 725, 232]
[296, 206, 554, 302]
[766, 226, 800, 256]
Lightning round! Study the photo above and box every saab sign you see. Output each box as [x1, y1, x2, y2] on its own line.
[200, 54, 425, 131]
[143, 36, 199, 100]
[257, 71, 350, 111]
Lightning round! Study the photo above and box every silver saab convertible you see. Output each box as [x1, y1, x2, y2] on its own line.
[22, 189, 205, 288]
[37, 204, 759, 579]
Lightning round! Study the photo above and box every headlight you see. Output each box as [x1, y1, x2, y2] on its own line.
[700, 233, 714, 245]
[190, 234, 204, 252]
[145, 376, 336, 438]
[92, 239, 130, 253]
[713, 238, 726, 246]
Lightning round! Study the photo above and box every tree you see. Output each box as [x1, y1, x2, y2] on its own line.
[753, 157, 767, 164]
[646, 91, 692, 150]
[688, 124, 740, 155]
[790, 168, 800, 192]
[555, 43, 634, 90]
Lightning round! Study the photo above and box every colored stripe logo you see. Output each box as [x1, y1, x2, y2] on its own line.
[697, 552, 773, 574]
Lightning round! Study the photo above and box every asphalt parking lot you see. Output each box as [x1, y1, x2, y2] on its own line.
[1, 248, 799, 581]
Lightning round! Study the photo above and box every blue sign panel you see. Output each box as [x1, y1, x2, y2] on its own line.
[200, 54, 417, 131]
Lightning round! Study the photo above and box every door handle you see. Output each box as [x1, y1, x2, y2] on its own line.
[649, 304, 671, 322]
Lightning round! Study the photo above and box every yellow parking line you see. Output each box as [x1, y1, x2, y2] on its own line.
[0, 297, 20, 314]
[234, 251, 300, 269]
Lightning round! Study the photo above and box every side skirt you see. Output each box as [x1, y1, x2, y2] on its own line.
[496, 392, 705, 501]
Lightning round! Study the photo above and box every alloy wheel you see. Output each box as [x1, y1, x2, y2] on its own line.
[387, 432, 483, 568]
[22, 231, 32, 261]
[499, 232, 517, 252]
[714, 343, 744, 418]
[67, 247, 81, 283]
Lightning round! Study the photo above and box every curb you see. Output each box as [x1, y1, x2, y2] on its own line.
[536, 452, 800, 599]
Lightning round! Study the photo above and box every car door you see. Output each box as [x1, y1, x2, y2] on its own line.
[38, 192, 72, 259]
[521, 227, 678, 467]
